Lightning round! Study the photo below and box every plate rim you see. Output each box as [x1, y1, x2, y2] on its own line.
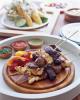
[0, 34, 80, 99]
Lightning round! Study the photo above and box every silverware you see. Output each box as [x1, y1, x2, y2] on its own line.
[55, 30, 78, 48]
[54, 30, 80, 59]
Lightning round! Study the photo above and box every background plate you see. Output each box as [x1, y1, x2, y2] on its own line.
[0, 8, 60, 36]
[59, 23, 80, 44]
[1, 15, 48, 30]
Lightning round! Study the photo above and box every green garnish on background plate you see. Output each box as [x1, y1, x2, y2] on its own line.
[41, 17, 48, 23]
[15, 18, 28, 27]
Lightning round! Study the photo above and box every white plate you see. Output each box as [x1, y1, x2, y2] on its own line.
[59, 23, 80, 43]
[0, 34, 80, 100]
[1, 15, 48, 30]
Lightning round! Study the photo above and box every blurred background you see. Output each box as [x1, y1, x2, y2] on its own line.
[0, 0, 80, 8]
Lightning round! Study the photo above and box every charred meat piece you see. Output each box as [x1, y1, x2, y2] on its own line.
[52, 65, 62, 74]
[50, 45, 61, 52]
[32, 53, 39, 61]
[35, 56, 46, 67]
[45, 64, 56, 81]
[54, 58, 61, 65]
[44, 46, 54, 55]
[27, 62, 38, 69]
[55, 48, 61, 52]
[36, 49, 53, 64]
[52, 51, 61, 59]
[44, 46, 60, 59]
[50, 44, 56, 49]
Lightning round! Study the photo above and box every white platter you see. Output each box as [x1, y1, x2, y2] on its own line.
[59, 23, 80, 43]
[1, 15, 48, 30]
[0, 34, 80, 100]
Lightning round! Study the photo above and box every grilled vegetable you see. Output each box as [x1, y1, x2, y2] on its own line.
[16, 4, 24, 17]
[31, 10, 42, 24]
[15, 51, 27, 56]
[16, 4, 33, 27]
[24, 12, 33, 27]
[7, 56, 26, 72]
[38, 11, 45, 17]
[15, 18, 27, 27]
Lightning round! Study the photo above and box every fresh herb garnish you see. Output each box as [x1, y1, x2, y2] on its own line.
[41, 17, 48, 23]
[0, 48, 11, 54]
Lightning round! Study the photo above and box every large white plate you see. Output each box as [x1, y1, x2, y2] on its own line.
[59, 23, 80, 43]
[0, 34, 80, 100]
[1, 15, 48, 30]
